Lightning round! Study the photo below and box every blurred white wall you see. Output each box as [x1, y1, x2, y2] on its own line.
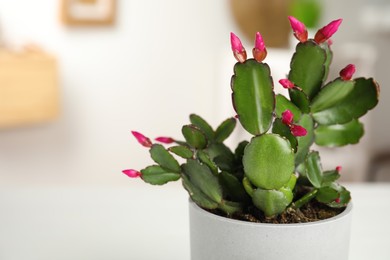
[0, 0, 237, 186]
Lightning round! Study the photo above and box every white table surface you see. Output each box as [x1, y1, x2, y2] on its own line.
[0, 183, 389, 260]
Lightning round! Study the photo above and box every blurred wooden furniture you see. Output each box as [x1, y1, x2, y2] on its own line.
[229, 0, 290, 48]
[61, 0, 116, 26]
[368, 151, 390, 182]
[0, 48, 59, 128]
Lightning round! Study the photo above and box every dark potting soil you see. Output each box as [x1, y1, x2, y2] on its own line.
[208, 200, 345, 224]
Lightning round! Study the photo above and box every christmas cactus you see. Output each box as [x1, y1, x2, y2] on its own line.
[123, 17, 379, 219]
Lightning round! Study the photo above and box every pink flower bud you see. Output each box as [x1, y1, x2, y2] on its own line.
[122, 169, 142, 178]
[335, 197, 341, 203]
[314, 19, 343, 44]
[339, 64, 356, 81]
[252, 32, 267, 62]
[131, 131, 153, 148]
[290, 124, 307, 137]
[288, 16, 308, 43]
[336, 166, 342, 172]
[279, 79, 295, 89]
[230, 32, 247, 63]
[155, 136, 175, 144]
[282, 110, 294, 125]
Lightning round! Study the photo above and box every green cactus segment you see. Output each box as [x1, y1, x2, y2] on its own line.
[272, 118, 298, 152]
[206, 143, 235, 172]
[311, 79, 355, 112]
[252, 188, 293, 217]
[243, 134, 294, 190]
[321, 42, 333, 81]
[315, 119, 364, 147]
[234, 141, 249, 161]
[150, 144, 181, 173]
[242, 177, 255, 197]
[231, 59, 275, 135]
[141, 165, 180, 185]
[312, 78, 380, 125]
[305, 151, 323, 188]
[316, 186, 339, 204]
[219, 171, 248, 202]
[275, 94, 302, 121]
[168, 145, 193, 159]
[189, 114, 214, 140]
[327, 185, 351, 208]
[288, 41, 327, 100]
[182, 159, 222, 204]
[182, 125, 208, 149]
[294, 114, 314, 166]
[286, 174, 298, 191]
[218, 200, 243, 215]
[215, 118, 237, 143]
[182, 174, 219, 209]
[288, 88, 310, 113]
[322, 170, 340, 184]
[197, 150, 218, 175]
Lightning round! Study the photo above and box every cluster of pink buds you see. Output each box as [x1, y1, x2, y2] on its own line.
[288, 16, 342, 45]
[230, 32, 267, 63]
[281, 110, 307, 137]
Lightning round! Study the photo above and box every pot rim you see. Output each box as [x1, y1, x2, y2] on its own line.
[189, 198, 353, 228]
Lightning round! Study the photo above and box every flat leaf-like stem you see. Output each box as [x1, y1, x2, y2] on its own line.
[182, 159, 222, 204]
[141, 165, 180, 185]
[275, 94, 302, 121]
[182, 125, 208, 149]
[215, 118, 237, 143]
[315, 119, 364, 147]
[305, 151, 323, 188]
[288, 40, 327, 100]
[312, 78, 380, 125]
[294, 114, 314, 166]
[150, 144, 181, 173]
[231, 59, 275, 135]
[243, 134, 294, 190]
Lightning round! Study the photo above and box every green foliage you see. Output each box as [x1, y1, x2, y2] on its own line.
[141, 165, 181, 185]
[243, 134, 294, 190]
[275, 94, 302, 121]
[315, 119, 364, 147]
[289, 41, 326, 99]
[312, 78, 379, 125]
[150, 144, 180, 173]
[182, 125, 208, 149]
[231, 60, 275, 135]
[128, 18, 379, 219]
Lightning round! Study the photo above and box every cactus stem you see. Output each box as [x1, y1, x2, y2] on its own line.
[218, 200, 243, 215]
[293, 189, 318, 209]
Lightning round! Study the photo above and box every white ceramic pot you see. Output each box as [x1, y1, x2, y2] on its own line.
[189, 200, 353, 260]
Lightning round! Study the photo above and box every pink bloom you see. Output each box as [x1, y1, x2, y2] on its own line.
[288, 16, 308, 43]
[122, 169, 142, 178]
[279, 79, 294, 89]
[131, 131, 153, 148]
[290, 124, 307, 137]
[336, 166, 342, 172]
[230, 32, 247, 63]
[335, 197, 341, 203]
[155, 136, 175, 144]
[282, 110, 294, 125]
[252, 32, 267, 62]
[339, 64, 356, 81]
[314, 19, 343, 44]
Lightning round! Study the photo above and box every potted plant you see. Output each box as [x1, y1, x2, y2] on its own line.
[123, 17, 379, 260]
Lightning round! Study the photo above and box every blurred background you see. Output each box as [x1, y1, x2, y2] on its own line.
[0, 0, 389, 188]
